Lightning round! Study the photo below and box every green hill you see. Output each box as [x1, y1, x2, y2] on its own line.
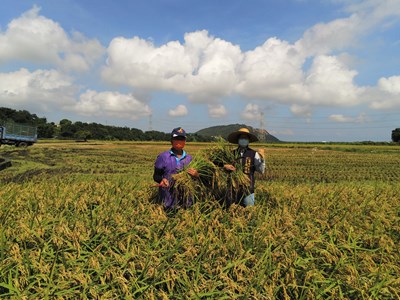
[196, 124, 280, 143]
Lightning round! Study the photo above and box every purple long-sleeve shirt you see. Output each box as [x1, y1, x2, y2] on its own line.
[153, 149, 193, 209]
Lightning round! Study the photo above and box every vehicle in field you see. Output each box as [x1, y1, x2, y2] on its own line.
[0, 123, 37, 147]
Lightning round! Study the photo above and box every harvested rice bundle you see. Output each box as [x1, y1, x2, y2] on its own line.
[191, 153, 218, 188]
[229, 164, 251, 190]
[227, 164, 251, 203]
[171, 155, 215, 204]
[205, 141, 251, 202]
[172, 142, 253, 205]
[207, 142, 237, 167]
[171, 170, 197, 207]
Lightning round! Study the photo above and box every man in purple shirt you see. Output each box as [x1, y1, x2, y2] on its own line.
[153, 127, 199, 210]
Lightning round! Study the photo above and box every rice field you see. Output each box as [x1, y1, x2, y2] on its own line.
[0, 141, 399, 299]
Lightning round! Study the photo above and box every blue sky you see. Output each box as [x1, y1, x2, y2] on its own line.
[1, 0, 400, 142]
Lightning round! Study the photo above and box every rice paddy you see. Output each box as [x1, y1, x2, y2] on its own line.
[0, 141, 399, 299]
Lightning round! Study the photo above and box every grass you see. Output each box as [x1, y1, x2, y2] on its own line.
[0, 141, 399, 299]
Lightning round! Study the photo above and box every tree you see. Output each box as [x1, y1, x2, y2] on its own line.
[13, 110, 34, 123]
[75, 130, 91, 142]
[59, 119, 76, 138]
[0, 107, 17, 123]
[37, 123, 56, 138]
[144, 130, 169, 141]
[392, 128, 400, 142]
[59, 119, 72, 126]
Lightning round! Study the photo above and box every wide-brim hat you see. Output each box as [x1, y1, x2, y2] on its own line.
[227, 127, 259, 144]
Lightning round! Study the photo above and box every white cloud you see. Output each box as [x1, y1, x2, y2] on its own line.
[0, 68, 77, 112]
[236, 38, 305, 101]
[0, 6, 104, 72]
[304, 55, 365, 106]
[102, 30, 242, 102]
[71, 90, 152, 120]
[168, 104, 188, 117]
[0, 68, 153, 122]
[184, 33, 243, 102]
[290, 104, 313, 117]
[329, 114, 352, 122]
[295, 14, 363, 56]
[208, 104, 227, 118]
[342, 0, 400, 20]
[101, 23, 371, 113]
[371, 98, 400, 110]
[329, 112, 368, 123]
[102, 36, 191, 89]
[241, 103, 261, 120]
[377, 76, 400, 94]
[363, 76, 400, 109]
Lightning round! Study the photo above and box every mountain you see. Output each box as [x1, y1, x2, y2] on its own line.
[196, 124, 280, 143]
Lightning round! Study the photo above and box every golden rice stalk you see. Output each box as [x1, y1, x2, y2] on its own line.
[207, 142, 251, 201]
[172, 155, 213, 205]
[172, 141, 253, 204]
[206, 141, 237, 167]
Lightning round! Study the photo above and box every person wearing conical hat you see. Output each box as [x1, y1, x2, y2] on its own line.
[224, 127, 265, 207]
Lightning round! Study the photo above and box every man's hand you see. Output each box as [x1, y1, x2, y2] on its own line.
[224, 164, 236, 172]
[258, 148, 265, 159]
[187, 168, 199, 178]
[159, 178, 169, 188]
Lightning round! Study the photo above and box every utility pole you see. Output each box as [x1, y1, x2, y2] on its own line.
[148, 114, 153, 131]
[258, 111, 266, 142]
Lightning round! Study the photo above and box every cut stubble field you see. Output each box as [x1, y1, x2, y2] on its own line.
[0, 141, 399, 299]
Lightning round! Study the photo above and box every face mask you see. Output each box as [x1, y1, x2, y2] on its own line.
[238, 138, 249, 147]
[172, 140, 186, 150]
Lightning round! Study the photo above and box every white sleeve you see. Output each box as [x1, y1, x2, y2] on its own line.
[254, 152, 265, 174]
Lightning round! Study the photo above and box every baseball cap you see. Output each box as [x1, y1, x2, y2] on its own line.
[171, 127, 186, 138]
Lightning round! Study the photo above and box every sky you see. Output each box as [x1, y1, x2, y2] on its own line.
[0, 0, 399, 142]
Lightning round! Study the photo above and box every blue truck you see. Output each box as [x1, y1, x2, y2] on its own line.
[0, 123, 37, 147]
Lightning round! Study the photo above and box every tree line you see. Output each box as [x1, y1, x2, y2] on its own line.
[1, 107, 399, 143]
[0, 107, 212, 142]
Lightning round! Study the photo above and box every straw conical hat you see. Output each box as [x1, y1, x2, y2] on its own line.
[227, 127, 259, 144]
